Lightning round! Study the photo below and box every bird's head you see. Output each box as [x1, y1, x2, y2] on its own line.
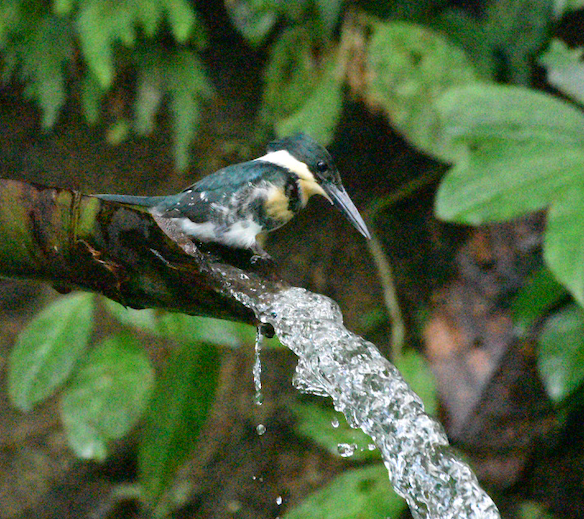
[261, 133, 371, 239]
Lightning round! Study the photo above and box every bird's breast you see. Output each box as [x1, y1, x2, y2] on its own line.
[264, 184, 295, 224]
[173, 217, 262, 248]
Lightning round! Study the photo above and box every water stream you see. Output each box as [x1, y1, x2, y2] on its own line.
[226, 278, 501, 519]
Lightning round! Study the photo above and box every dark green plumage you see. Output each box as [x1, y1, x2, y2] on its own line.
[94, 134, 370, 250]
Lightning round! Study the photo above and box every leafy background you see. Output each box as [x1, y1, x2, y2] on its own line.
[2, 0, 584, 518]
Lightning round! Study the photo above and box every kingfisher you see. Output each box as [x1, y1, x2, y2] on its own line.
[95, 133, 370, 255]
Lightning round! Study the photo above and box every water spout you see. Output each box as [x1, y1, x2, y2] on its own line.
[245, 285, 500, 519]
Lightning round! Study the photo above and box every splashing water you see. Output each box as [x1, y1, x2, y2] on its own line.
[253, 328, 264, 406]
[249, 287, 499, 519]
[205, 261, 500, 519]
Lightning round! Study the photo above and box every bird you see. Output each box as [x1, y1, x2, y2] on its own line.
[95, 133, 370, 255]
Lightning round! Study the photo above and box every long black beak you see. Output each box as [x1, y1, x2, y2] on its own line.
[323, 184, 371, 239]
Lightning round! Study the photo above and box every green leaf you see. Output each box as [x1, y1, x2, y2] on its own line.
[283, 465, 407, 519]
[544, 186, 584, 307]
[291, 402, 379, 461]
[435, 140, 584, 224]
[8, 293, 94, 411]
[261, 26, 321, 124]
[537, 304, 584, 403]
[481, 0, 551, 85]
[276, 55, 343, 145]
[519, 500, 558, 519]
[161, 0, 198, 43]
[60, 334, 155, 460]
[511, 266, 568, 335]
[156, 313, 256, 347]
[53, 0, 75, 15]
[539, 39, 584, 106]
[365, 21, 477, 162]
[436, 84, 584, 150]
[314, 0, 344, 35]
[395, 349, 437, 416]
[133, 47, 213, 170]
[76, 0, 136, 87]
[75, 0, 198, 88]
[139, 343, 221, 506]
[80, 73, 105, 125]
[0, 1, 20, 47]
[105, 299, 256, 348]
[431, 9, 493, 80]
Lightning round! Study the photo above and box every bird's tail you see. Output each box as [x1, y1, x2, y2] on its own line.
[94, 194, 164, 208]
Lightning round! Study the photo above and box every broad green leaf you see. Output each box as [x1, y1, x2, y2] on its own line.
[291, 402, 379, 461]
[139, 343, 221, 506]
[432, 9, 493, 80]
[104, 300, 159, 333]
[276, 55, 343, 145]
[544, 186, 584, 306]
[537, 304, 584, 403]
[365, 21, 477, 162]
[155, 312, 256, 347]
[435, 141, 584, 224]
[395, 350, 437, 416]
[436, 84, 584, 150]
[539, 39, 584, 106]
[283, 465, 406, 519]
[511, 267, 568, 335]
[481, 0, 551, 85]
[261, 26, 321, 124]
[8, 293, 94, 411]
[60, 334, 155, 460]
[105, 299, 256, 347]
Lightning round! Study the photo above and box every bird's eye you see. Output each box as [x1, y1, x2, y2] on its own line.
[316, 160, 329, 173]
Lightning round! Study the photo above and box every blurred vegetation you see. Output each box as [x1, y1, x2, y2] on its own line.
[4, 0, 584, 517]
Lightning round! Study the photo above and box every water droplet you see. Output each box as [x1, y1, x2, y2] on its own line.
[331, 417, 339, 428]
[276, 496, 283, 506]
[256, 423, 266, 435]
[337, 443, 357, 458]
[253, 328, 264, 406]
[368, 443, 377, 451]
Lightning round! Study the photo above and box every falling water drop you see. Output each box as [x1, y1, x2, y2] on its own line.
[337, 443, 357, 458]
[253, 327, 264, 406]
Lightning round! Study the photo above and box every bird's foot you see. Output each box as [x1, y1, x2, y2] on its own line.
[250, 245, 274, 265]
